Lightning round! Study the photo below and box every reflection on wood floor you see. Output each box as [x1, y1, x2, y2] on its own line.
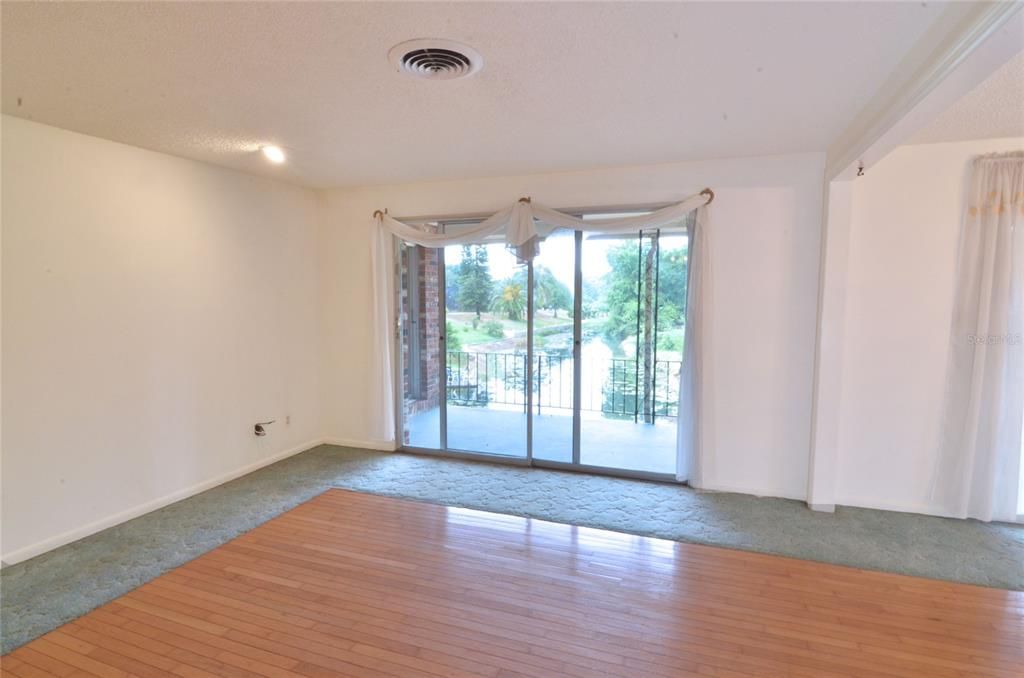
[4, 489, 1022, 677]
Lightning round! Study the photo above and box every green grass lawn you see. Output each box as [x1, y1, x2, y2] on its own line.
[447, 311, 574, 349]
[446, 310, 684, 358]
[447, 323, 497, 348]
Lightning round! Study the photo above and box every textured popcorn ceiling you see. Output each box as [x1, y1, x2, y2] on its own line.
[1, 2, 949, 188]
[910, 50, 1024, 145]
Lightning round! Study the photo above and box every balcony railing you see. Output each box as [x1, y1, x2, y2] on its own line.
[446, 351, 681, 421]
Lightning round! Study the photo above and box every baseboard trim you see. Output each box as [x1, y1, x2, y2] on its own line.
[322, 437, 398, 452]
[808, 503, 836, 513]
[1, 438, 325, 567]
[835, 497, 945, 518]
[695, 480, 807, 503]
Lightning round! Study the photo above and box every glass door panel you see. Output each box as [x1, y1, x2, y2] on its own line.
[531, 230, 577, 463]
[578, 228, 685, 474]
[397, 212, 690, 479]
[444, 242, 528, 457]
[399, 243, 443, 449]
[647, 231, 688, 474]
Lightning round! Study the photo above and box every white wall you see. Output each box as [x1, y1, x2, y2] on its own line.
[1, 116, 322, 563]
[9, 116, 1004, 564]
[319, 153, 826, 501]
[835, 137, 1024, 515]
[0, 121, 826, 562]
[3, 109, 1020, 566]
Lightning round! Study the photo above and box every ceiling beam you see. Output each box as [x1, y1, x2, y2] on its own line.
[825, 1, 1023, 181]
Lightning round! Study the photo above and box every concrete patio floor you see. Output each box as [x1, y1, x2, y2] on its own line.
[406, 404, 677, 474]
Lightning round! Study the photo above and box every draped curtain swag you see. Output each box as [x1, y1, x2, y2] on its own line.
[932, 152, 1024, 522]
[369, 189, 715, 487]
[375, 189, 713, 263]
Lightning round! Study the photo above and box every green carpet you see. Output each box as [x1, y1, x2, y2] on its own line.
[2, 444, 1022, 653]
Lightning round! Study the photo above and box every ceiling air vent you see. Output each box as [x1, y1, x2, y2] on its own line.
[388, 39, 483, 81]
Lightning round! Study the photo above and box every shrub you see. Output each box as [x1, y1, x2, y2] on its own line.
[445, 321, 463, 351]
[483, 320, 505, 338]
[658, 332, 683, 352]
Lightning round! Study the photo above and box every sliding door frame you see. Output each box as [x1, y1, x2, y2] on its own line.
[393, 203, 684, 484]
[526, 262, 535, 464]
[438, 246, 449, 451]
[573, 230, 583, 466]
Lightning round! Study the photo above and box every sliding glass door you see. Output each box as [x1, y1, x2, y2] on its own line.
[444, 242, 528, 457]
[531, 229, 577, 464]
[399, 243, 443, 449]
[578, 229, 684, 474]
[398, 211, 690, 479]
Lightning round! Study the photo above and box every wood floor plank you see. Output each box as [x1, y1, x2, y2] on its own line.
[4, 489, 1021, 677]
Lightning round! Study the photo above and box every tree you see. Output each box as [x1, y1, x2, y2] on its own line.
[493, 282, 525, 321]
[444, 320, 462, 351]
[456, 245, 494, 322]
[534, 266, 572, 318]
[640, 235, 656, 422]
[602, 242, 643, 344]
[580, 279, 601, 319]
[655, 247, 688, 332]
[602, 240, 688, 343]
[601, 234, 689, 423]
[444, 263, 462, 310]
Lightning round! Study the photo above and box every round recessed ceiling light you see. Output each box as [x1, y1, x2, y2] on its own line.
[388, 39, 482, 80]
[261, 145, 286, 164]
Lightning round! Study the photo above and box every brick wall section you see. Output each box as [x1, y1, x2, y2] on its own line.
[421, 247, 442, 410]
[400, 245, 442, 444]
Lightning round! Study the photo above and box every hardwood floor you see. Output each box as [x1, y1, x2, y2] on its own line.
[2, 490, 1021, 677]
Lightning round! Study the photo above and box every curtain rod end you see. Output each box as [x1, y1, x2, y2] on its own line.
[700, 188, 715, 204]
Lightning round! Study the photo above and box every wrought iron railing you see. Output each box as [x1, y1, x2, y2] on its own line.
[446, 351, 681, 420]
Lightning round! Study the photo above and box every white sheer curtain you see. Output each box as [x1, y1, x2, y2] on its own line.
[369, 190, 714, 465]
[368, 225, 398, 446]
[932, 152, 1024, 522]
[676, 206, 713, 485]
[376, 191, 710, 262]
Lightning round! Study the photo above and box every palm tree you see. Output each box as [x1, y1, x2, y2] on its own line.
[493, 283, 525, 321]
